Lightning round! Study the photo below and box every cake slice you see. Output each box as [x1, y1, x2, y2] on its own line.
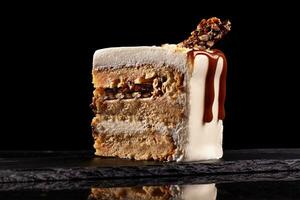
[91, 17, 231, 161]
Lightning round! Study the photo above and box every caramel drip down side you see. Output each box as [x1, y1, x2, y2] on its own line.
[217, 50, 227, 120]
[203, 56, 218, 122]
[188, 50, 227, 123]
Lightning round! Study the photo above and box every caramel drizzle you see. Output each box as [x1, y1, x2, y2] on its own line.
[188, 50, 227, 123]
[217, 50, 227, 120]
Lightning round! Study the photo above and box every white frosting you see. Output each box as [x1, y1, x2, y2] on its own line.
[181, 184, 217, 200]
[93, 46, 188, 73]
[186, 55, 223, 161]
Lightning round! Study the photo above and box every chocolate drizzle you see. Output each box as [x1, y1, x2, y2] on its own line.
[188, 50, 227, 123]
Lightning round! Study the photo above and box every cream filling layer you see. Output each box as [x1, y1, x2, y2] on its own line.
[96, 120, 170, 135]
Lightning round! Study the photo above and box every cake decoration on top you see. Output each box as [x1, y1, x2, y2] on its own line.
[178, 17, 231, 50]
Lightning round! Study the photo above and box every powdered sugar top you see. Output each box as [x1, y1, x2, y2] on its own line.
[93, 45, 189, 73]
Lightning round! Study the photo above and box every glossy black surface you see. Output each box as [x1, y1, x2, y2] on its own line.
[1, 149, 300, 183]
[1, 150, 300, 199]
[1, 179, 300, 199]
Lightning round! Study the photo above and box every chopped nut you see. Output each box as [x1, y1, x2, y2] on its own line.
[134, 76, 153, 84]
[153, 78, 159, 89]
[199, 34, 209, 41]
[117, 78, 126, 88]
[128, 81, 134, 90]
[145, 71, 156, 79]
[211, 24, 220, 31]
[132, 92, 141, 98]
[166, 83, 176, 94]
[115, 93, 125, 99]
[162, 72, 174, 93]
[207, 41, 214, 47]
[134, 77, 145, 84]
[109, 79, 120, 88]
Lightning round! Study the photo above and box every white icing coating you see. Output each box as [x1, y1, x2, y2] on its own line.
[186, 55, 223, 161]
[182, 184, 217, 200]
[93, 46, 188, 73]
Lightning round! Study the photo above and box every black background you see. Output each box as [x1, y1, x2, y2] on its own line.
[1, 2, 299, 151]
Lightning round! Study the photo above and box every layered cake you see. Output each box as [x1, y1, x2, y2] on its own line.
[91, 17, 231, 161]
[88, 184, 217, 200]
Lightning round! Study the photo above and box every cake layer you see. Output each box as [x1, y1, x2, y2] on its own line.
[92, 114, 186, 161]
[92, 95, 186, 126]
[93, 128, 175, 161]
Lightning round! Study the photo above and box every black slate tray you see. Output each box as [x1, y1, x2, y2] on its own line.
[0, 149, 300, 183]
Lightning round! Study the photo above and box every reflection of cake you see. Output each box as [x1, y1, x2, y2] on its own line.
[88, 186, 173, 200]
[91, 17, 231, 161]
[88, 184, 217, 200]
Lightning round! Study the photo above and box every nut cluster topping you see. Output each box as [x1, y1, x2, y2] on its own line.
[178, 17, 231, 50]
